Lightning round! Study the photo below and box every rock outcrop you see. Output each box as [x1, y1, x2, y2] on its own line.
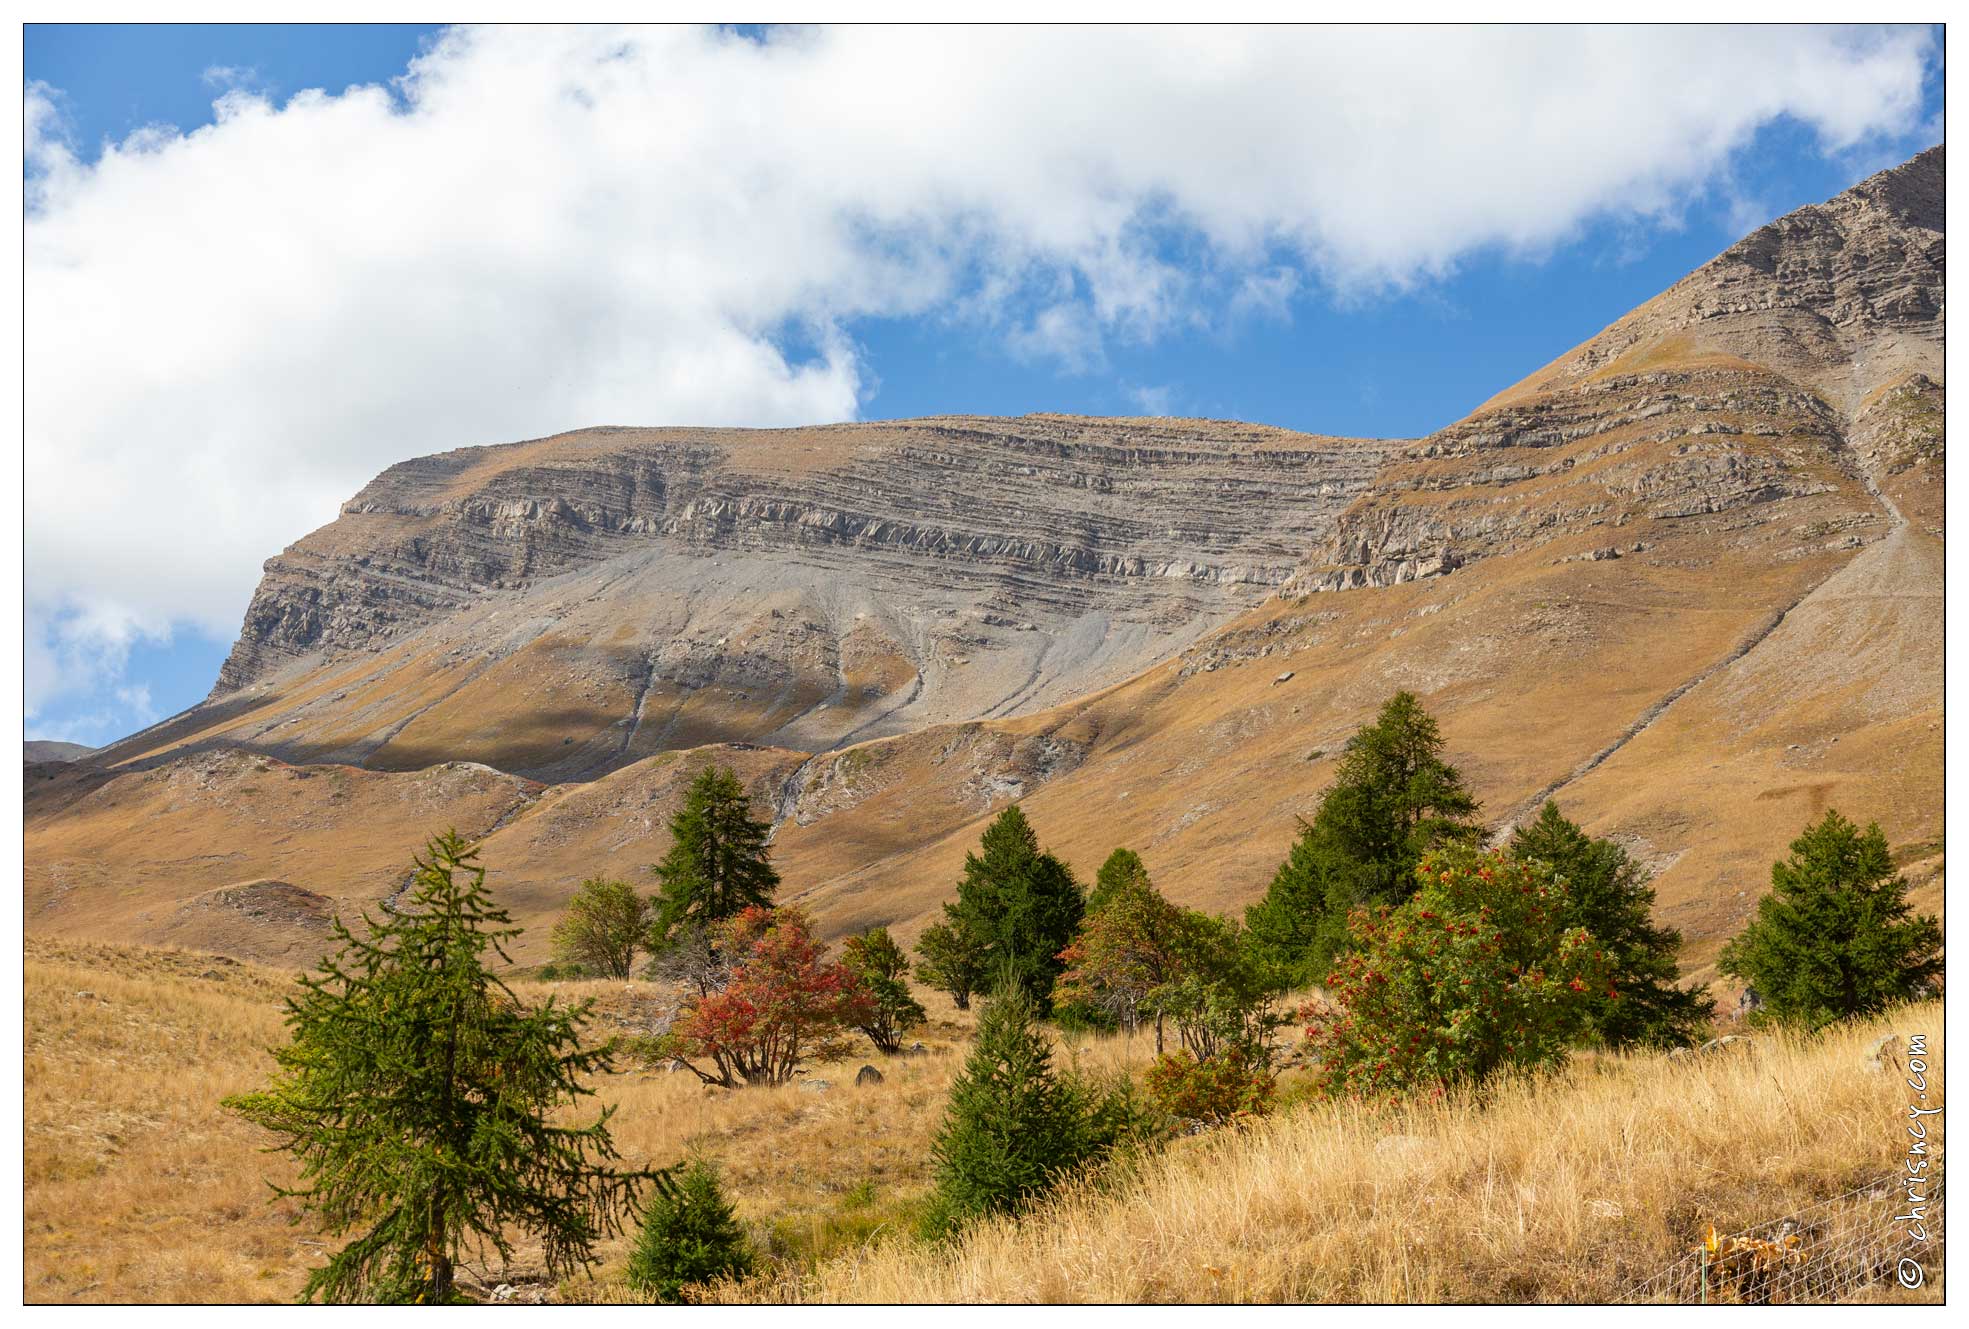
[107, 417, 1395, 779]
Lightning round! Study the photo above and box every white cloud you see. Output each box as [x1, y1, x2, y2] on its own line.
[1128, 384, 1177, 417]
[200, 64, 261, 90]
[24, 23, 1936, 721]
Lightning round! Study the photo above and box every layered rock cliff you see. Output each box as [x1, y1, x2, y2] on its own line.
[118, 416, 1395, 779]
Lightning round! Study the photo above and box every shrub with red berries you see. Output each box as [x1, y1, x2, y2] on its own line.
[1303, 844, 1609, 1097]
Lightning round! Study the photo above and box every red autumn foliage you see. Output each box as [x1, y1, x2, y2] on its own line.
[1141, 1048, 1276, 1125]
[666, 905, 876, 1087]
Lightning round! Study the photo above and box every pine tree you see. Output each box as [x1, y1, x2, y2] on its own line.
[913, 920, 985, 1011]
[1246, 691, 1479, 980]
[224, 831, 663, 1304]
[1241, 819, 1353, 983]
[649, 765, 780, 949]
[624, 1157, 754, 1304]
[943, 805, 1085, 1010]
[550, 877, 651, 979]
[1509, 801, 1714, 1048]
[922, 985, 1131, 1239]
[840, 926, 928, 1053]
[1719, 810, 1942, 1029]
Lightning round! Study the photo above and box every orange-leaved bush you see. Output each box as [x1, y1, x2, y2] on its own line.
[665, 906, 875, 1088]
[1304, 844, 1608, 1098]
[1140, 1048, 1276, 1125]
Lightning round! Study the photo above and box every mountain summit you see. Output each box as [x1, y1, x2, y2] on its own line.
[35, 147, 1943, 977]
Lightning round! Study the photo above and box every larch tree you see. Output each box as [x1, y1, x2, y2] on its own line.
[1509, 801, 1713, 1048]
[1085, 846, 1153, 916]
[648, 765, 780, 951]
[1246, 690, 1480, 981]
[224, 831, 665, 1304]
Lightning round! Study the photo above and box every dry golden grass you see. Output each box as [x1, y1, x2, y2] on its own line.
[21, 939, 1005, 1303]
[24, 938, 1941, 1306]
[23, 942, 315, 1303]
[731, 1005, 1944, 1305]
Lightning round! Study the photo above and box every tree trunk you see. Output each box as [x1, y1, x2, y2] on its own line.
[427, 1224, 452, 1303]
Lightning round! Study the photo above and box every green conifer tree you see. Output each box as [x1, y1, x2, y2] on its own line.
[624, 1157, 754, 1304]
[922, 986, 1132, 1239]
[1086, 847, 1153, 916]
[648, 765, 780, 949]
[1509, 801, 1714, 1048]
[1719, 810, 1942, 1029]
[224, 831, 664, 1304]
[944, 804, 1085, 1010]
[1246, 691, 1479, 980]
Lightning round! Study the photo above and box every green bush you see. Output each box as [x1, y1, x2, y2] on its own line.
[1305, 844, 1608, 1098]
[840, 926, 928, 1053]
[624, 1158, 754, 1304]
[1142, 1048, 1276, 1125]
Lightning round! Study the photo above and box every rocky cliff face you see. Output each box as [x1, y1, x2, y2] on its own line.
[139, 416, 1395, 778]
[1281, 146, 1943, 599]
[1503, 145, 1943, 414]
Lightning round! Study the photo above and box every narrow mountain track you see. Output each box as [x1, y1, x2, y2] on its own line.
[1492, 437, 1916, 843]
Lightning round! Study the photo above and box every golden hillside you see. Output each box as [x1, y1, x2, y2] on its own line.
[23, 938, 1941, 1304]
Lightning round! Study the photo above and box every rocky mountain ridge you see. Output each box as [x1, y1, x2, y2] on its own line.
[36, 146, 1943, 974]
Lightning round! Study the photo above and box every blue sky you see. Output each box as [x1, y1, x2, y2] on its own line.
[23, 24, 1944, 747]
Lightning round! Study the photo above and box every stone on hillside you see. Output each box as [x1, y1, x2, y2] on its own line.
[1861, 1034, 1903, 1073]
[800, 1078, 831, 1093]
[1698, 1035, 1754, 1055]
[855, 1064, 885, 1086]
